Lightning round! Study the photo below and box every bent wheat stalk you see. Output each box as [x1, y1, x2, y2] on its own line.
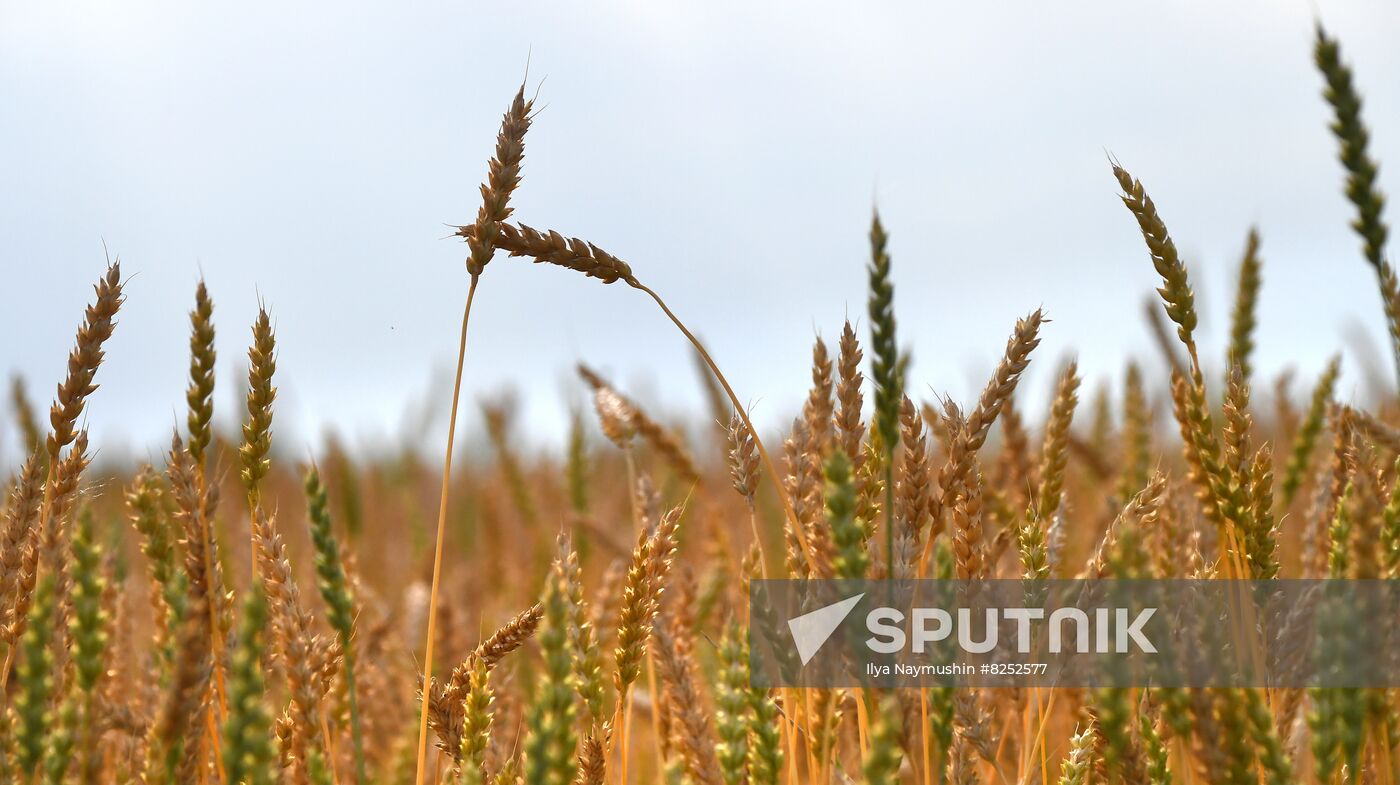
[460, 220, 809, 571]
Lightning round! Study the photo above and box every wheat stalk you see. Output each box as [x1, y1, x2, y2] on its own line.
[415, 83, 536, 785]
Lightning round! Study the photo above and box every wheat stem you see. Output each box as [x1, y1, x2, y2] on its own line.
[628, 280, 809, 570]
[415, 273, 480, 785]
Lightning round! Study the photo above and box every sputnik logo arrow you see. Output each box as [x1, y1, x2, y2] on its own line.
[787, 593, 865, 666]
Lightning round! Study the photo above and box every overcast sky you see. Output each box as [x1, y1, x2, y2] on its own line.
[2, 1, 1398, 466]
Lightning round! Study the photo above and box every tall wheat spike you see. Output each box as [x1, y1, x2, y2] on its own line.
[415, 82, 536, 785]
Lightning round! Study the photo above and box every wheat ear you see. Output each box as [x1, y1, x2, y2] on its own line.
[1226, 228, 1262, 385]
[1112, 162, 1200, 369]
[524, 548, 579, 785]
[868, 211, 902, 580]
[184, 282, 229, 739]
[577, 364, 700, 483]
[8, 261, 123, 690]
[46, 261, 123, 462]
[1280, 356, 1342, 508]
[652, 618, 723, 785]
[1032, 361, 1081, 526]
[186, 280, 216, 466]
[221, 592, 278, 785]
[0, 456, 42, 645]
[1315, 24, 1399, 385]
[8, 376, 42, 463]
[305, 465, 365, 784]
[922, 310, 1044, 571]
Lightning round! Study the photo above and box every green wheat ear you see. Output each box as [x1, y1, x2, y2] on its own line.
[868, 210, 901, 580]
[305, 467, 353, 637]
[1112, 162, 1200, 367]
[1382, 455, 1400, 578]
[524, 549, 579, 785]
[221, 592, 277, 785]
[458, 654, 493, 785]
[1226, 228, 1262, 385]
[861, 695, 904, 785]
[1315, 24, 1389, 273]
[714, 621, 750, 785]
[1315, 24, 1399, 383]
[69, 509, 108, 693]
[867, 210, 901, 452]
[745, 680, 783, 785]
[13, 574, 58, 777]
[1057, 722, 1096, 785]
[825, 450, 868, 580]
[1279, 356, 1341, 508]
[304, 465, 365, 785]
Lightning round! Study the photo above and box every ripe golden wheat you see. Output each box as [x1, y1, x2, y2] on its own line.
[2, 21, 1400, 785]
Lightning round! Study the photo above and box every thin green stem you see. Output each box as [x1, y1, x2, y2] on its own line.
[884, 463, 895, 580]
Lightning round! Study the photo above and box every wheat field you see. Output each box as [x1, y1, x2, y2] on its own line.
[2, 21, 1399, 785]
